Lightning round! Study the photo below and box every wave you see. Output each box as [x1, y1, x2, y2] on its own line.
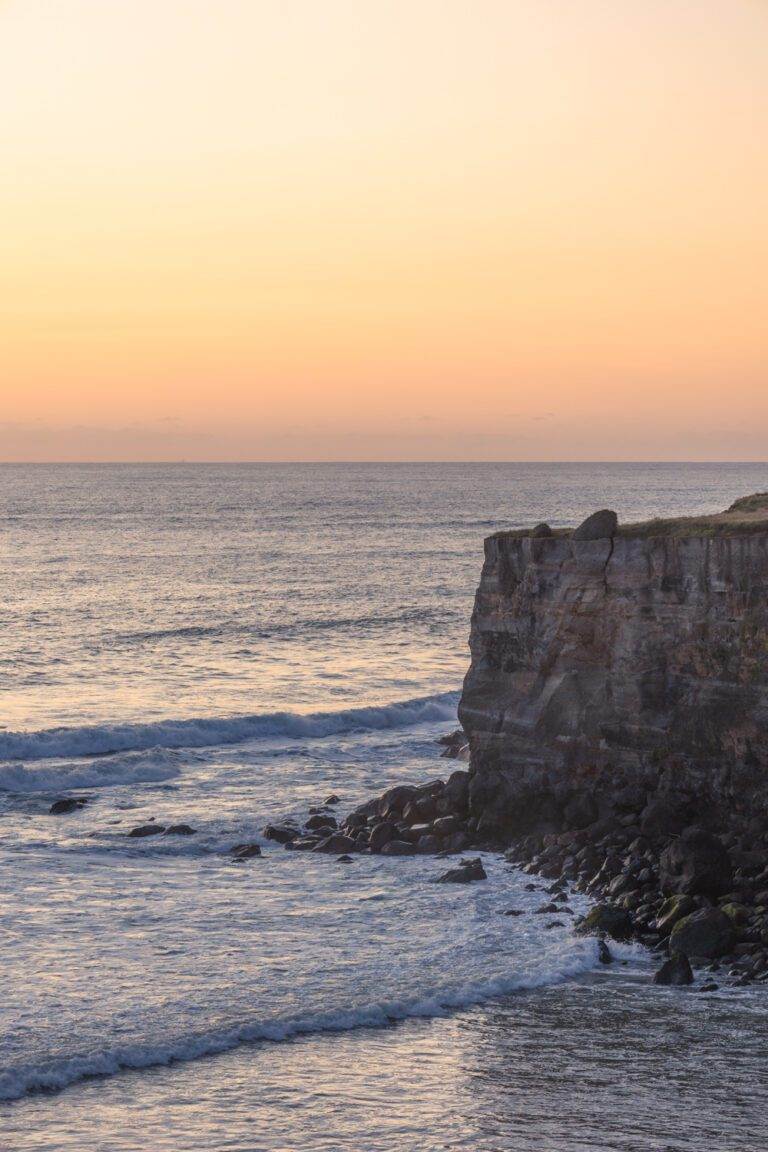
[0, 748, 184, 793]
[0, 942, 598, 1102]
[0, 691, 460, 763]
[111, 606, 460, 648]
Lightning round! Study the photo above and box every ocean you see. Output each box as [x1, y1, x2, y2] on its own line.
[2, 462, 768, 1151]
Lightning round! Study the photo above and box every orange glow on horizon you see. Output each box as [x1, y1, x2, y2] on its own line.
[1, 0, 767, 461]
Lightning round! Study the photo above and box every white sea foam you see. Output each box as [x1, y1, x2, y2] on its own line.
[0, 942, 597, 1102]
[0, 692, 459, 763]
[0, 748, 184, 793]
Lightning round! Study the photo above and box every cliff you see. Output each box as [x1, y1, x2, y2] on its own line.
[459, 494, 768, 837]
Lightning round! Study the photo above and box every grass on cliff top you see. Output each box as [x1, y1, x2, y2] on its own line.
[495, 493, 768, 541]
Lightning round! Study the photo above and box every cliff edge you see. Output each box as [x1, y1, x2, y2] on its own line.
[459, 493, 768, 836]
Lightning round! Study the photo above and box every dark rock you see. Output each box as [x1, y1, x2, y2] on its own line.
[531, 522, 553, 538]
[655, 894, 695, 933]
[503, 909, 524, 917]
[264, 824, 298, 845]
[337, 854, 354, 863]
[698, 980, 719, 992]
[416, 834, 441, 854]
[324, 794, 341, 805]
[544, 921, 565, 928]
[669, 908, 735, 959]
[377, 785, 418, 818]
[432, 815, 460, 838]
[536, 903, 561, 914]
[165, 824, 196, 836]
[128, 824, 166, 838]
[369, 821, 395, 852]
[49, 797, 88, 815]
[380, 839, 416, 856]
[639, 797, 688, 840]
[313, 833, 356, 854]
[434, 856, 487, 884]
[571, 509, 618, 541]
[444, 770, 470, 811]
[653, 951, 694, 986]
[659, 829, 732, 897]
[575, 904, 633, 941]
[597, 940, 613, 965]
[306, 813, 338, 832]
[230, 842, 262, 860]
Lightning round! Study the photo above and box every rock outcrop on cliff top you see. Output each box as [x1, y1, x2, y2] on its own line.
[459, 494, 768, 836]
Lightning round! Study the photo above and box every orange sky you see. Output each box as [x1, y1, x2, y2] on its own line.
[1, 0, 767, 461]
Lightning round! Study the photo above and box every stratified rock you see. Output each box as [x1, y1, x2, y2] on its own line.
[128, 824, 166, 838]
[434, 857, 487, 884]
[653, 951, 694, 985]
[571, 509, 618, 540]
[459, 499, 768, 835]
[659, 829, 732, 897]
[669, 908, 735, 959]
[575, 904, 633, 941]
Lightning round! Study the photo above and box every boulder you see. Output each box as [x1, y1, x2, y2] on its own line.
[128, 824, 166, 838]
[264, 824, 298, 844]
[432, 815, 460, 838]
[575, 903, 633, 941]
[434, 857, 487, 884]
[655, 894, 695, 933]
[531, 522, 553, 538]
[639, 797, 688, 839]
[368, 821, 395, 852]
[669, 908, 735, 959]
[165, 824, 196, 836]
[443, 770, 470, 811]
[659, 828, 732, 897]
[416, 834, 441, 854]
[49, 797, 88, 815]
[312, 833, 356, 854]
[597, 940, 613, 965]
[230, 842, 262, 860]
[571, 509, 618, 541]
[324, 794, 341, 805]
[380, 839, 416, 856]
[305, 814, 337, 832]
[377, 785, 417, 818]
[653, 951, 694, 986]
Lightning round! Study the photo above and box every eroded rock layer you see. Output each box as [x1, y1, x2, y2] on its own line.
[459, 500, 768, 835]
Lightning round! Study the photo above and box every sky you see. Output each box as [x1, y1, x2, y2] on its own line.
[1, 0, 767, 462]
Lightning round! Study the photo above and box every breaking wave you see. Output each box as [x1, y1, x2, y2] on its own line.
[0, 692, 460, 763]
[0, 942, 598, 1102]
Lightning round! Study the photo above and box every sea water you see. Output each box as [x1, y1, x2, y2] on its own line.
[2, 463, 768, 1151]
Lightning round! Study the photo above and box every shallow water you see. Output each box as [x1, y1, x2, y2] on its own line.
[2, 463, 768, 1148]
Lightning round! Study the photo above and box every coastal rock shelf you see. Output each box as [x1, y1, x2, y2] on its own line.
[459, 493, 768, 835]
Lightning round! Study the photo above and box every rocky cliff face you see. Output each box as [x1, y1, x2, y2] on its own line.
[459, 499, 768, 836]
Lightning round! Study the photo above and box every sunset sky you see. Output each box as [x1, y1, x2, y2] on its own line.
[2, 0, 767, 461]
